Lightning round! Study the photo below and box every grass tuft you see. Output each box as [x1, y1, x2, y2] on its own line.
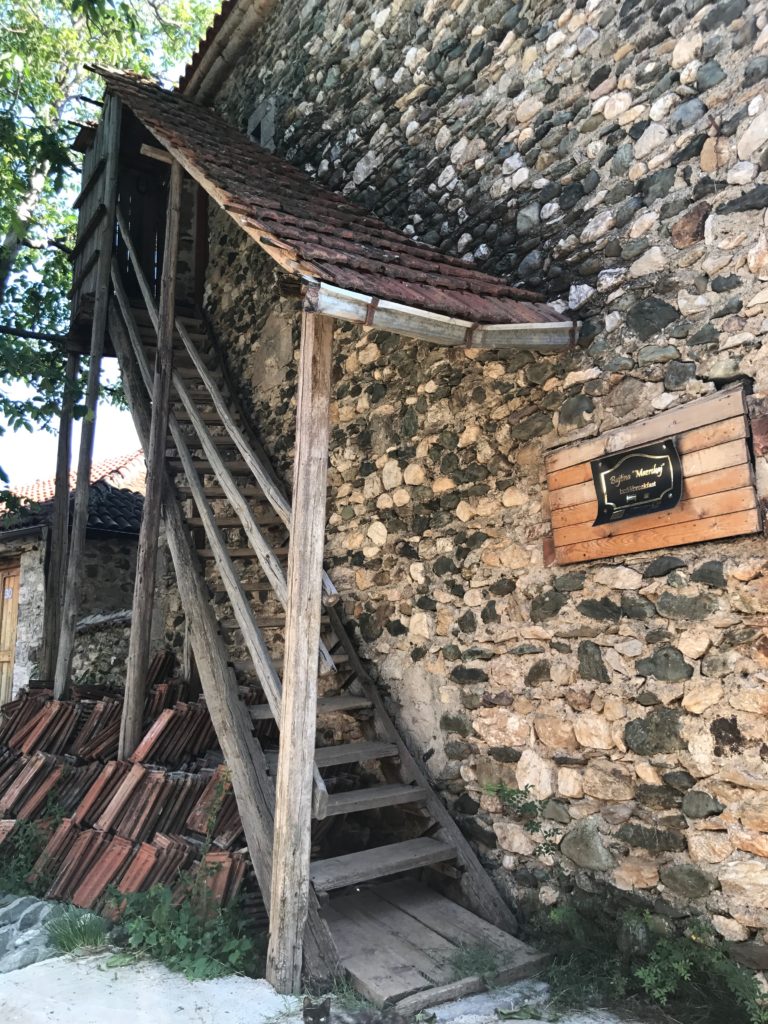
[47, 907, 110, 953]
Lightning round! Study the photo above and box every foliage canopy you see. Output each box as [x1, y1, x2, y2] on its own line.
[0, 0, 211, 482]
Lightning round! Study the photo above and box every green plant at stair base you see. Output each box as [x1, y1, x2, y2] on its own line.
[111, 880, 261, 980]
[449, 941, 503, 982]
[0, 797, 65, 896]
[46, 906, 110, 952]
[531, 902, 768, 1024]
[485, 783, 561, 856]
[107, 767, 262, 981]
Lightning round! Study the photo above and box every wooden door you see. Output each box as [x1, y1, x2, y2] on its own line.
[0, 562, 20, 705]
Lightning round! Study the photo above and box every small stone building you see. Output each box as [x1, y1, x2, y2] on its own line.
[165, 0, 768, 949]
[0, 451, 148, 697]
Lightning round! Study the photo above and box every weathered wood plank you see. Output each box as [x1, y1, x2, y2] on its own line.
[54, 95, 122, 696]
[545, 388, 746, 474]
[335, 890, 457, 980]
[310, 839, 456, 892]
[547, 415, 749, 492]
[323, 904, 431, 1005]
[39, 351, 79, 681]
[249, 695, 372, 721]
[267, 312, 334, 994]
[332, 892, 454, 985]
[556, 508, 761, 564]
[120, 160, 183, 759]
[553, 485, 757, 548]
[72, 158, 106, 209]
[320, 783, 427, 819]
[551, 462, 754, 530]
[374, 879, 529, 957]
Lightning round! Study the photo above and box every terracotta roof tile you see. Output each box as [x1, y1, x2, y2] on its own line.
[2, 450, 145, 536]
[92, 68, 572, 328]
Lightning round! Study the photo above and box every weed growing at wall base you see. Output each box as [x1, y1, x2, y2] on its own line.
[530, 901, 768, 1024]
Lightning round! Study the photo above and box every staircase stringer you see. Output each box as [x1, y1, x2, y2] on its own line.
[108, 297, 340, 985]
[199, 319, 520, 935]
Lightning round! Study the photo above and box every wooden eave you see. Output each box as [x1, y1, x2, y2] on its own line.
[88, 66, 575, 352]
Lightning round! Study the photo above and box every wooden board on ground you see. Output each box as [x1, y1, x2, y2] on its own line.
[544, 387, 762, 565]
[322, 879, 548, 1010]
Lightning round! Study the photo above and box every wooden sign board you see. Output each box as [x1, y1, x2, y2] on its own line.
[544, 387, 762, 565]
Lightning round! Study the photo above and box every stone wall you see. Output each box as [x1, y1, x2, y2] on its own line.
[203, 0, 768, 948]
[71, 611, 132, 690]
[79, 536, 138, 617]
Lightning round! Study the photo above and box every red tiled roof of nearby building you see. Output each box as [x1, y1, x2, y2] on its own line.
[93, 67, 572, 329]
[2, 450, 146, 536]
[11, 450, 146, 505]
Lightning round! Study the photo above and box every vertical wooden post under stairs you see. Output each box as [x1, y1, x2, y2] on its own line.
[266, 311, 334, 994]
[108, 298, 339, 984]
[119, 160, 183, 759]
[54, 94, 122, 696]
[39, 350, 80, 681]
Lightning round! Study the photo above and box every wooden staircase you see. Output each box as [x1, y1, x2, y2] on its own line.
[108, 265, 547, 1008]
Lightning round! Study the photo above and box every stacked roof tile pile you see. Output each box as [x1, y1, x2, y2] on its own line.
[130, 703, 216, 766]
[30, 761, 246, 909]
[0, 672, 251, 917]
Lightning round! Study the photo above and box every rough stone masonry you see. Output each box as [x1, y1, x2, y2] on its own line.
[197, 0, 768, 956]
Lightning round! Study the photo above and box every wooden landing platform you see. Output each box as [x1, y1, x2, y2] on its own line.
[322, 879, 548, 1013]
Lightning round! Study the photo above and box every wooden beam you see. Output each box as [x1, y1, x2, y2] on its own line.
[140, 143, 172, 164]
[307, 282, 574, 351]
[39, 351, 80, 681]
[107, 299, 338, 985]
[54, 94, 122, 697]
[119, 160, 183, 759]
[266, 312, 334, 994]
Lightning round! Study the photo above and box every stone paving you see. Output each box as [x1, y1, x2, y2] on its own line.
[0, 894, 61, 974]
[0, 955, 653, 1024]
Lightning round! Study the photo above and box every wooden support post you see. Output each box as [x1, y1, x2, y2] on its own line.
[39, 351, 80, 681]
[54, 94, 122, 697]
[108, 301, 338, 985]
[266, 312, 334, 994]
[119, 161, 183, 759]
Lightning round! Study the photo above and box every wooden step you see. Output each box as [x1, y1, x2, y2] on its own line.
[315, 740, 399, 767]
[324, 880, 549, 1012]
[232, 653, 349, 674]
[219, 615, 330, 629]
[323, 784, 428, 818]
[198, 547, 288, 558]
[176, 485, 265, 498]
[249, 695, 371, 720]
[167, 459, 252, 473]
[194, 516, 283, 529]
[208, 584, 274, 596]
[172, 409, 226, 424]
[310, 838, 456, 892]
[265, 741, 399, 770]
[168, 438, 245, 452]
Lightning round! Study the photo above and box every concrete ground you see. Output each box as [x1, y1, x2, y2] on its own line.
[0, 954, 651, 1024]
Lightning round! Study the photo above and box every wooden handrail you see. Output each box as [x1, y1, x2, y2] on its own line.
[114, 207, 336, 672]
[111, 262, 285, 722]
